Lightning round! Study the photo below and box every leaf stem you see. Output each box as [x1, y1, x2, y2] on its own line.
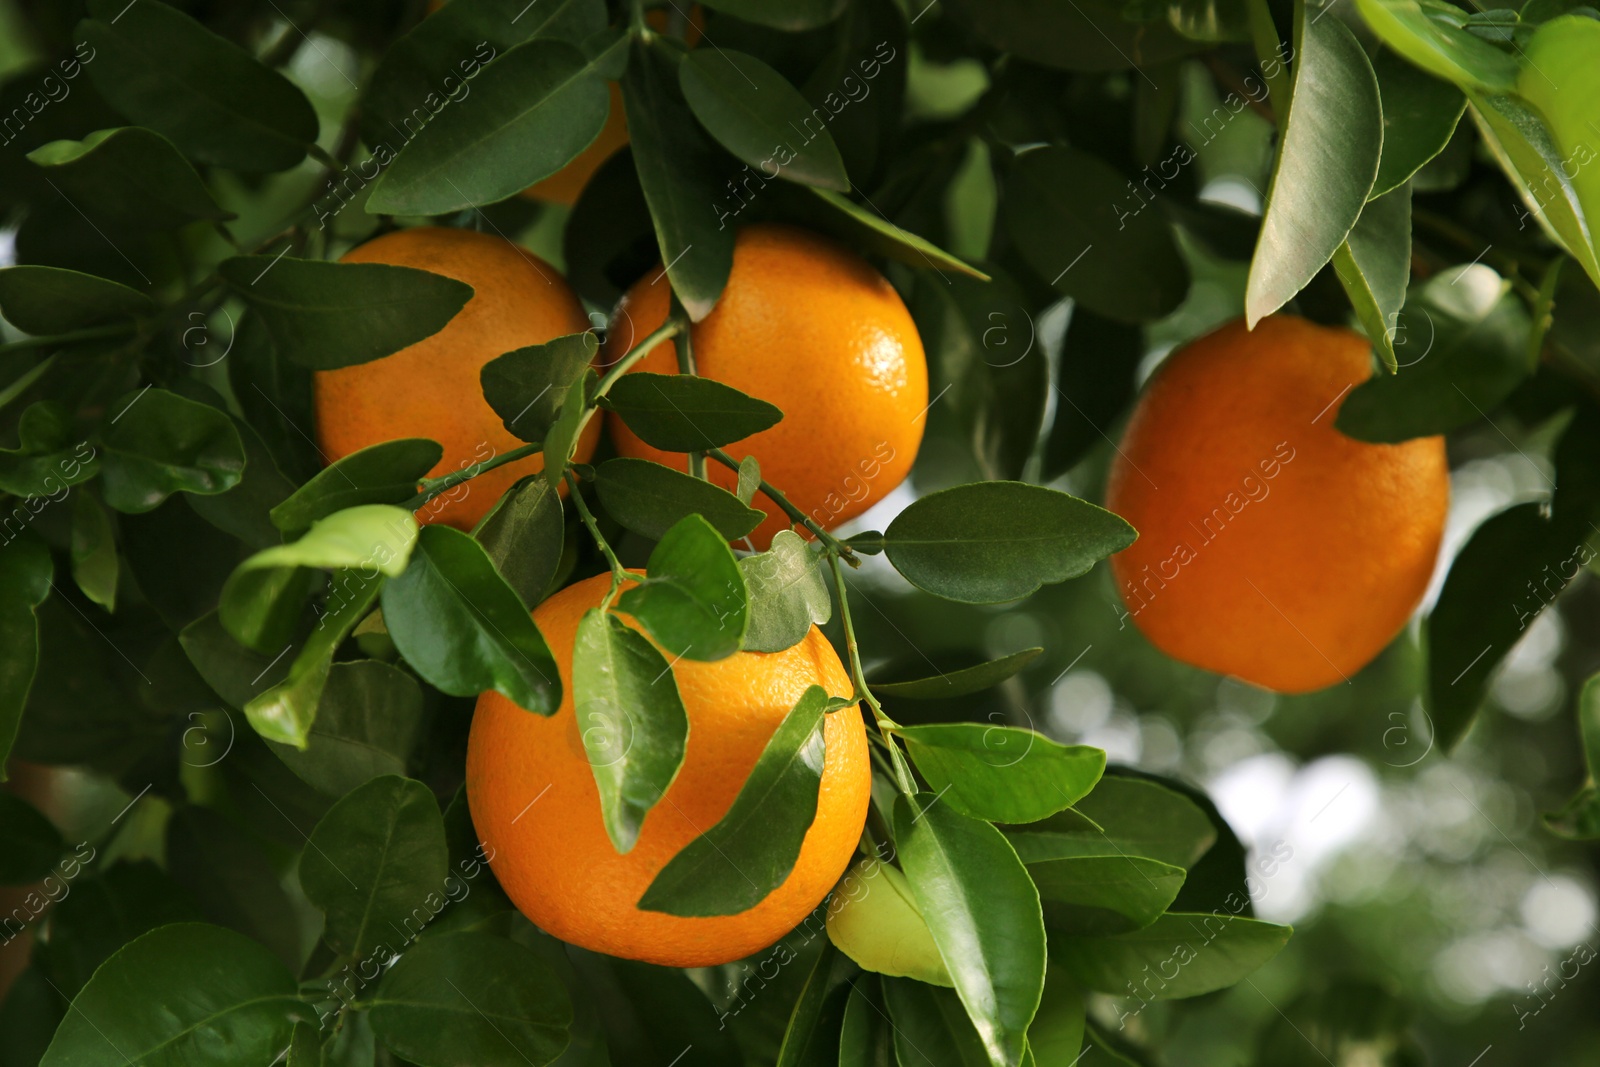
[706, 448, 858, 566]
[828, 553, 916, 794]
[566, 470, 629, 609]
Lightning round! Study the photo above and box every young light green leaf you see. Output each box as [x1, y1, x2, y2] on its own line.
[100, 387, 246, 514]
[735, 454, 761, 505]
[542, 372, 592, 491]
[894, 793, 1046, 1067]
[271, 438, 443, 534]
[474, 474, 564, 609]
[26, 126, 232, 231]
[593, 456, 765, 540]
[221, 257, 473, 371]
[827, 858, 955, 987]
[602, 372, 783, 452]
[874, 648, 1043, 700]
[1332, 183, 1412, 372]
[679, 49, 849, 191]
[572, 608, 690, 853]
[619, 514, 748, 661]
[1052, 912, 1291, 999]
[76, 0, 318, 172]
[481, 332, 598, 444]
[639, 685, 835, 915]
[1371, 50, 1466, 198]
[267, 660, 426, 798]
[1245, 10, 1382, 326]
[381, 524, 562, 712]
[883, 481, 1135, 604]
[301, 775, 448, 959]
[740, 530, 832, 653]
[897, 724, 1105, 824]
[0, 265, 153, 336]
[1351, 0, 1518, 93]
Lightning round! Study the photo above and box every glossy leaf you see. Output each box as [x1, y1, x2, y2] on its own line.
[1332, 184, 1412, 372]
[602, 372, 783, 452]
[221, 256, 472, 371]
[1371, 50, 1466, 197]
[268, 660, 426, 798]
[301, 775, 449, 959]
[1052, 912, 1291, 999]
[480, 332, 598, 444]
[475, 474, 564, 609]
[827, 858, 955, 986]
[894, 793, 1046, 1067]
[883, 481, 1135, 604]
[882, 976, 995, 1067]
[1245, 11, 1382, 326]
[640, 685, 835, 915]
[76, 0, 318, 172]
[26, 126, 232, 230]
[381, 524, 562, 712]
[270, 438, 443, 534]
[897, 724, 1105, 824]
[99, 387, 246, 513]
[774, 940, 848, 1067]
[1011, 775, 1218, 870]
[0, 791, 63, 884]
[1028, 851, 1187, 935]
[1030, 964, 1087, 1065]
[619, 514, 748, 661]
[0, 266, 151, 338]
[805, 187, 988, 280]
[838, 977, 892, 1067]
[0, 401, 100, 498]
[1351, 0, 1518, 93]
[593, 456, 765, 540]
[739, 530, 832, 653]
[874, 647, 1043, 699]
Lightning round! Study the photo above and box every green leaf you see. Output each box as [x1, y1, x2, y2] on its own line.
[1044, 308, 1145, 479]
[570, 608, 690, 852]
[619, 514, 748, 661]
[164, 807, 302, 971]
[623, 36, 736, 320]
[271, 439, 442, 535]
[542, 372, 593, 491]
[679, 49, 849, 192]
[0, 791, 63, 884]
[640, 685, 835, 915]
[875, 648, 1043, 699]
[1030, 964, 1087, 1065]
[1003, 146, 1188, 323]
[480, 332, 598, 444]
[740, 530, 832, 653]
[301, 775, 449, 959]
[838, 977, 892, 1067]
[1337, 264, 1531, 441]
[593, 456, 765, 540]
[698, 0, 846, 30]
[1371, 50, 1466, 197]
[883, 481, 1135, 604]
[221, 256, 473, 371]
[99, 387, 246, 513]
[1545, 785, 1600, 839]
[367, 38, 613, 215]
[1255, 979, 1424, 1066]
[882, 976, 995, 1067]
[735, 454, 761, 505]
[1010, 775, 1217, 869]
[0, 265, 153, 336]
[474, 474, 564, 609]
[805, 187, 988, 280]
[40, 923, 303, 1066]
[381, 524, 562, 712]
[0, 401, 100, 498]
[1332, 183, 1413, 372]
[897, 724, 1105, 824]
[1028, 852, 1187, 936]
[602, 372, 784, 452]
[827, 857, 955, 986]
[26, 126, 232, 230]
[1245, 10, 1382, 326]
[1051, 912, 1291, 999]
[1352, 0, 1519, 93]
[947, 0, 1208, 72]
[774, 940, 848, 1067]
[76, 0, 318, 172]
[267, 660, 426, 798]
[894, 794, 1046, 1067]
[366, 932, 572, 1067]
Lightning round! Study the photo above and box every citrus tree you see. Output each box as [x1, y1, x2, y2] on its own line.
[0, 0, 1597, 1064]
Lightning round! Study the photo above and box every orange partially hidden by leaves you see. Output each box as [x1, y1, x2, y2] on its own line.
[465, 571, 869, 968]
[521, 82, 630, 207]
[313, 227, 599, 530]
[1105, 315, 1449, 694]
[606, 223, 928, 549]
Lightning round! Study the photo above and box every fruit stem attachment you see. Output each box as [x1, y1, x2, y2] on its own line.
[669, 294, 708, 482]
[706, 448, 859, 566]
[827, 553, 916, 795]
[566, 470, 629, 610]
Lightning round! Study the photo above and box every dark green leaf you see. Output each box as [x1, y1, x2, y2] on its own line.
[1051, 912, 1291, 999]
[806, 187, 988, 280]
[894, 794, 1046, 1067]
[897, 724, 1104, 824]
[883, 481, 1135, 604]
[1028, 852, 1187, 935]
[1352, 0, 1519, 93]
[947, 0, 1207, 72]
[640, 685, 835, 915]
[602, 372, 783, 452]
[593, 456, 765, 540]
[0, 265, 152, 336]
[1371, 50, 1466, 197]
[165, 807, 302, 970]
[571, 608, 690, 853]
[76, 0, 318, 172]
[381, 524, 562, 712]
[480, 332, 597, 444]
[187, 414, 296, 550]
[0, 401, 99, 498]
[826, 857, 954, 986]
[1332, 183, 1412, 373]
[1004, 145, 1188, 323]
[301, 774, 449, 959]
[679, 50, 849, 191]
[367, 38, 612, 215]
[882, 977, 993, 1067]
[271, 438, 443, 534]
[619, 513, 748, 661]
[99, 387, 245, 513]
[838, 977, 892, 1067]
[1245, 11, 1382, 325]
[475, 474, 564, 609]
[33, 861, 200, 999]
[366, 932, 572, 1067]
[26, 126, 232, 230]
[875, 648, 1042, 699]
[740, 529, 832, 653]
[623, 36, 736, 320]
[39, 923, 303, 1066]
[699, 0, 846, 30]
[1044, 308, 1144, 479]
[774, 940, 847, 1067]
[1011, 775, 1217, 869]
[267, 660, 425, 797]
[0, 791, 63, 884]
[1255, 979, 1424, 1066]
[221, 256, 473, 371]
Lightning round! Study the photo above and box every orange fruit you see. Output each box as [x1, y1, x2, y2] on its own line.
[522, 82, 630, 207]
[1105, 316, 1449, 693]
[605, 224, 927, 549]
[313, 227, 599, 530]
[465, 570, 869, 967]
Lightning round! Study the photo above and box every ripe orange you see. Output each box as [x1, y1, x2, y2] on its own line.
[313, 227, 599, 530]
[522, 82, 630, 207]
[1105, 315, 1449, 693]
[465, 571, 869, 967]
[605, 224, 927, 549]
